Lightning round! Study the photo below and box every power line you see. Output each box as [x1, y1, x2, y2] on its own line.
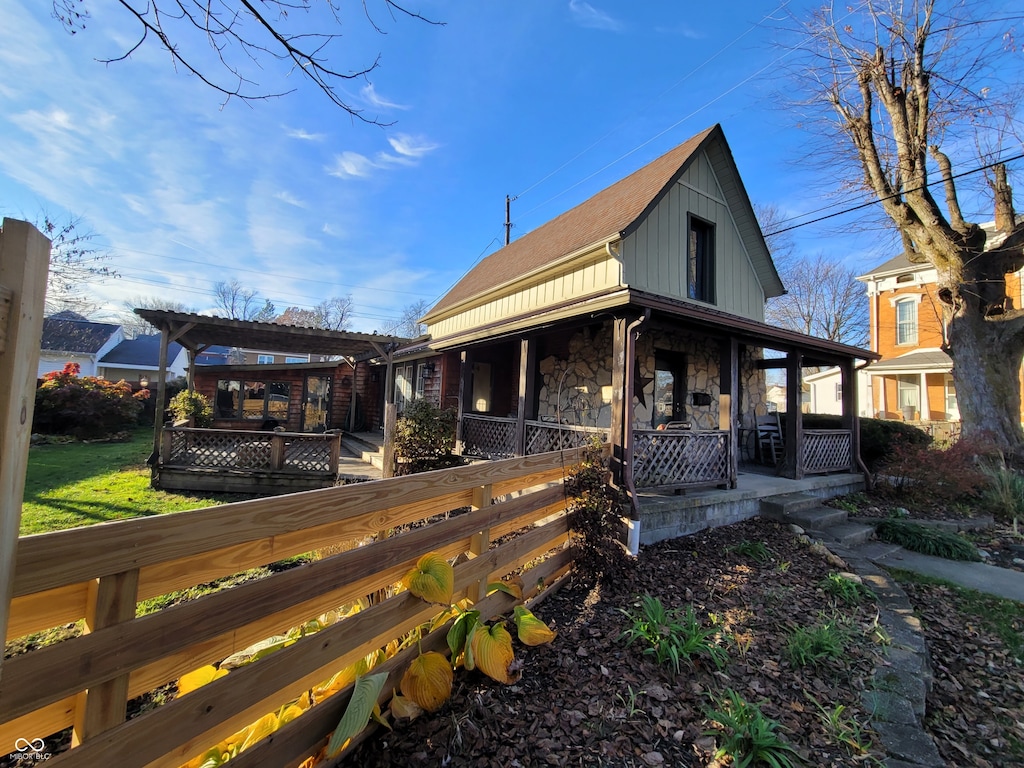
[763, 151, 1024, 237]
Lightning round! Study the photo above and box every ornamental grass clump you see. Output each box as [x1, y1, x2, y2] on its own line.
[620, 594, 727, 674]
[704, 688, 800, 768]
[875, 518, 982, 562]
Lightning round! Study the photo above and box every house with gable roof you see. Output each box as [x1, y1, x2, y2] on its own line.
[38, 312, 123, 378]
[419, 124, 876, 543]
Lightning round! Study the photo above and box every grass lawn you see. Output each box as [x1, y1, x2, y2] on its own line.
[20, 430, 237, 535]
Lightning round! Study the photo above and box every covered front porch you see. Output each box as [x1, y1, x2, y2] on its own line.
[447, 294, 875, 530]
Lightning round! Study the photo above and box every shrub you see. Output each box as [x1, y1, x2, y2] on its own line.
[34, 362, 147, 439]
[566, 441, 632, 586]
[392, 400, 463, 475]
[875, 518, 981, 561]
[875, 434, 994, 504]
[982, 465, 1024, 528]
[167, 389, 214, 428]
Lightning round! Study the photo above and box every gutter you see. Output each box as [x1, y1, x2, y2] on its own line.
[622, 309, 651, 555]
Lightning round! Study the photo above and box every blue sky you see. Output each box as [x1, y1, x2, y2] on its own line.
[2, 0, 1020, 333]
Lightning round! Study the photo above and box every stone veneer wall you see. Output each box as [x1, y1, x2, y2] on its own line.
[535, 324, 770, 430]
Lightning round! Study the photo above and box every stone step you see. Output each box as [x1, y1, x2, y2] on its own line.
[760, 492, 825, 518]
[785, 506, 849, 530]
[810, 521, 876, 547]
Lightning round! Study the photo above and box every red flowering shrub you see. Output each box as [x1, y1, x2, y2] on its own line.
[34, 362, 148, 439]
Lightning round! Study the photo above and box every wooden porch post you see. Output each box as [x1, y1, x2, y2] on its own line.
[456, 350, 470, 454]
[610, 317, 628, 486]
[382, 347, 396, 479]
[840, 358, 861, 474]
[0, 219, 50, 684]
[723, 338, 739, 489]
[514, 338, 534, 456]
[783, 351, 804, 479]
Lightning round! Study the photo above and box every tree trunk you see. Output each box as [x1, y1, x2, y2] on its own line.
[947, 311, 1024, 454]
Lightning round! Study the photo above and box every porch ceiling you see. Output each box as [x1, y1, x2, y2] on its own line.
[134, 310, 408, 359]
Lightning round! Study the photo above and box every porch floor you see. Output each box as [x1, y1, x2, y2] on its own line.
[635, 470, 866, 546]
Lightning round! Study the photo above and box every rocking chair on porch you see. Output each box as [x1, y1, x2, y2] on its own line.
[756, 413, 784, 466]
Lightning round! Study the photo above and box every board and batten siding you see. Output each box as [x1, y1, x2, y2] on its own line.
[621, 150, 766, 322]
[428, 249, 623, 340]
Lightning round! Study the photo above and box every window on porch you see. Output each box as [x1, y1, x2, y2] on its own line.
[216, 379, 291, 421]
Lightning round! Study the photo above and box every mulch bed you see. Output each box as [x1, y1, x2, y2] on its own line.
[349, 517, 888, 767]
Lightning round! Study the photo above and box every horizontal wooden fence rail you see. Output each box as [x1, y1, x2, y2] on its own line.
[1, 446, 600, 767]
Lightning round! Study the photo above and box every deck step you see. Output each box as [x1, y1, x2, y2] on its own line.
[341, 434, 386, 470]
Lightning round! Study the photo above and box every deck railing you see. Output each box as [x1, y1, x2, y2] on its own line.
[161, 427, 341, 473]
[461, 415, 608, 459]
[632, 429, 730, 490]
[802, 429, 853, 474]
[2, 448, 595, 767]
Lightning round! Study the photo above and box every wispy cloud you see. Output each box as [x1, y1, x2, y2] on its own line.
[326, 134, 439, 179]
[568, 0, 623, 32]
[655, 23, 702, 39]
[361, 83, 409, 111]
[274, 190, 306, 208]
[286, 127, 326, 141]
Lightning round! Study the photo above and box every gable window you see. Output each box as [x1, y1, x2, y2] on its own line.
[687, 215, 715, 304]
[257, 354, 274, 364]
[895, 298, 918, 345]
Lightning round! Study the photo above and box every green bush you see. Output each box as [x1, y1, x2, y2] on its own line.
[393, 400, 463, 475]
[34, 362, 147, 439]
[167, 389, 214, 428]
[875, 518, 981, 561]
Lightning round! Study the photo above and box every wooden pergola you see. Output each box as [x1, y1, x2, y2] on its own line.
[134, 310, 409, 481]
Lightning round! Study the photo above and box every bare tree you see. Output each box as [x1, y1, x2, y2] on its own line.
[38, 214, 114, 316]
[274, 296, 352, 330]
[766, 253, 869, 347]
[120, 295, 193, 338]
[382, 299, 429, 338]
[790, 0, 1024, 452]
[51, 0, 441, 119]
[213, 280, 275, 321]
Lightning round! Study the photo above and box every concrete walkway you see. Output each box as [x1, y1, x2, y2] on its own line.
[853, 540, 1024, 603]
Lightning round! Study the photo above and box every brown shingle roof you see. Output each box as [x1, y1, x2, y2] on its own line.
[426, 125, 720, 318]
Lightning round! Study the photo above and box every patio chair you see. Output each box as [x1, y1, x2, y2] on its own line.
[756, 413, 783, 465]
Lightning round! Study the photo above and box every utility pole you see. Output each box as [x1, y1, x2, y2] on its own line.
[505, 195, 515, 246]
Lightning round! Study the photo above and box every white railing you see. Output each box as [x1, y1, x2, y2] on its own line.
[632, 429, 730, 490]
[802, 429, 853, 474]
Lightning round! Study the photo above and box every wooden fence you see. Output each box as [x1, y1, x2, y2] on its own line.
[1, 446, 597, 767]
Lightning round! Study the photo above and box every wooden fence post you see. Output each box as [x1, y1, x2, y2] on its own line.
[71, 569, 141, 745]
[0, 219, 51, 685]
[466, 484, 493, 603]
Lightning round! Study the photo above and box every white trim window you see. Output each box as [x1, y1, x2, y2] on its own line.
[897, 375, 919, 409]
[895, 298, 918, 346]
[257, 354, 275, 364]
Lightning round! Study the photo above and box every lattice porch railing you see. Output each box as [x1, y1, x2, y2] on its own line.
[802, 429, 853, 474]
[525, 421, 607, 455]
[632, 429, 730, 490]
[162, 428, 340, 474]
[461, 415, 517, 459]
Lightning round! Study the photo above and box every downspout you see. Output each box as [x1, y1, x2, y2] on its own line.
[623, 309, 651, 555]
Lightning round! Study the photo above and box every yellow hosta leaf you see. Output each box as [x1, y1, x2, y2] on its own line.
[177, 665, 229, 697]
[390, 694, 426, 721]
[279, 704, 305, 725]
[400, 651, 453, 712]
[513, 605, 557, 646]
[239, 712, 279, 752]
[403, 553, 454, 605]
[470, 623, 519, 684]
[487, 579, 523, 600]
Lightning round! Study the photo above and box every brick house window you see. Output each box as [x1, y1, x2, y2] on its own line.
[895, 298, 918, 345]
